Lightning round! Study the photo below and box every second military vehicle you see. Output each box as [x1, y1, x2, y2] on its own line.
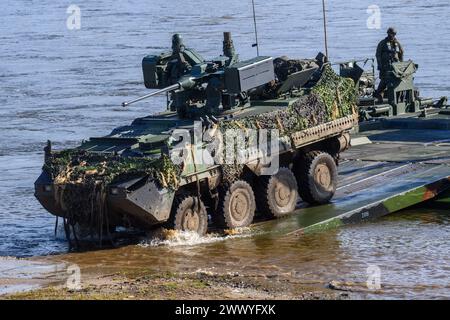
[337, 58, 447, 120]
[35, 32, 357, 243]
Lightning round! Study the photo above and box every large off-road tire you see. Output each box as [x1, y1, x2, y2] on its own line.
[215, 180, 256, 229]
[256, 167, 299, 218]
[169, 195, 208, 235]
[295, 151, 338, 205]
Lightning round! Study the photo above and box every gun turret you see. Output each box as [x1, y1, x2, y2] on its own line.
[124, 32, 275, 118]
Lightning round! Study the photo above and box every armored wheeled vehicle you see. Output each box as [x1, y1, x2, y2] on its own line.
[35, 32, 357, 243]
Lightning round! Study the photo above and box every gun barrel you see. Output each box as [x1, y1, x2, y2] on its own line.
[122, 83, 180, 107]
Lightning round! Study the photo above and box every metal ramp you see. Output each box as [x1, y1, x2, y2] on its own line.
[255, 128, 450, 236]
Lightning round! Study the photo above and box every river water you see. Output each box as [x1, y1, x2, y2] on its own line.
[0, 0, 449, 299]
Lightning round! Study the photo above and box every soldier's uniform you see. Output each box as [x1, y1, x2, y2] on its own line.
[374, 27, 404, 101]
[166, 34, 191, 85]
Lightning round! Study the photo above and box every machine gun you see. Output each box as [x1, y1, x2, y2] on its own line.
[122, 32, 275, 118]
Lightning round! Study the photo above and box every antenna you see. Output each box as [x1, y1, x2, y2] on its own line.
[251, 0, 260, 56]
[322, 0, 329, 59]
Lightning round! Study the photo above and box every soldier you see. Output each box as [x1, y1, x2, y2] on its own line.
[166, 34, 192, 84]
[374, 27, 404, 102]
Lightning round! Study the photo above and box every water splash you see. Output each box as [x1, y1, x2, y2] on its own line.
[139, 227, 254, 247]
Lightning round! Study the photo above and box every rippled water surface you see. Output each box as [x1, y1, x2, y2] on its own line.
[0, 0, 449, 298]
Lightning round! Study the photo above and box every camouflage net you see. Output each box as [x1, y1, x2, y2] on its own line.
[217, 65, 357, 183]
[45, 150, 181, 243]
[312, 65, 357, 120]
[218, 93, 329, 134]
[46, 152, 180, 189]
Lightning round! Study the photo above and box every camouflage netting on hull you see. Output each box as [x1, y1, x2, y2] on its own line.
[220, 65, 356, 133]
[217, 65, 357, 183]
[312, 65, 357, 120]
[45, 151, 181, 240]
[47, 152, 180, 189]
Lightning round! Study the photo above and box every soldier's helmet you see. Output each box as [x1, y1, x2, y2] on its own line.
[172, 34, 185, 53]
[387, 27, 397, 35]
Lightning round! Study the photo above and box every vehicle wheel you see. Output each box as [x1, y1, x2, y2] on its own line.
[295, 151, 338, 205]
[256, 167, 298, 218]
[216, 180, 256, 229]
[169, 195, 208, 235]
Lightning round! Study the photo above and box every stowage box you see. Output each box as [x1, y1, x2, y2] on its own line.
[225, 56, 275, 94]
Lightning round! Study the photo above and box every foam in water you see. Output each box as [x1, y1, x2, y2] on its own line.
[139, 227, 254, 247]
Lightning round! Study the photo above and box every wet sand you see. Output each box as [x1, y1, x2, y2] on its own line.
[2, 269, 352, 300]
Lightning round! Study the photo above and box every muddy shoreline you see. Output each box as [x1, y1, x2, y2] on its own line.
[1, 266, 354, 300]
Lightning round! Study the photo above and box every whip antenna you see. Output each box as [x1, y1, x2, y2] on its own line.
[251, 0, 260, 56]
[322, 0, 329, 58]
